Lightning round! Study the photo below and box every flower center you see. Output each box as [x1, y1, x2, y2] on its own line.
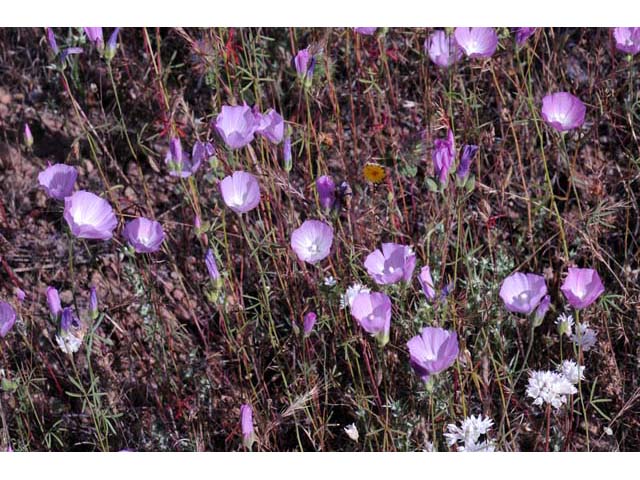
[308, 243, 319, 254]
[518, 291, 530, 302]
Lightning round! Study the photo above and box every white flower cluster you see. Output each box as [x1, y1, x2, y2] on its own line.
[444, 414, 495, 452]
[555, 313, 597, 352]
[339, 283, 370, 310]
[55, 331, 83, 354]
[526, 366, 581, 410]
[558, 360, 585, 385]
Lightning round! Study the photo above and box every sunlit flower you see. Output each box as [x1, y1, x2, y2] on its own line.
[560, 267, 604, 309]
[24, 123, 33, 148]
[445, 414, 495, 452]
[344, 423, 359, 442]
[418, 266, 437, 301]
[353, 28, 377, 35]
[83, 27, 104, 49]
[407, 327, 459, 381]
[123, 217, 165, 253]
[612, 28, 640, 55]
[255, 108, 284, 144]
[64, 191, 118, 241]
[426, 30, 462, 68]
[541, 92, 586, 132]
[215, 104, 259, 149]
[219, 171, 261, 214]
[454, 27, 498, 58]
[555, 312, 574, 337]
[351, 292, 392, 345]
[290, 220, 333, 264]
[340, 283, 371, 310]
[364, 243, 416, 285]
[164, 137, 203, 178]
[558, 360, 585, 385]
[499, 272, 548, 315]
[38, 164, 78, 200]
[240, 404, 256, 449]
[526, 370, 577, 409]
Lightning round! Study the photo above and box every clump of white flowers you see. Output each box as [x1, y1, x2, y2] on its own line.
[55, 330, 83, 354]
[444, 414, 495, 452]
[339, 283, 370, 310]
[344, 423, 359, 442]
[558, 360, 585, 385]
[526, 370, 578, 410]
[570, 322, 597, 352]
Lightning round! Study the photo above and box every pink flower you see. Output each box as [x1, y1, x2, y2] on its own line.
[426, 30, 462, 68]
[38, 164, 78, 200]
[123, 217, 165, 253]
[560, 267, 604, 310]
[407, 327, 459, 381]
[254, 108, 284, 144]
[418, 266, 437, 301]
[214, 105, 259, 149]
[364, 243, 416, 285]
[0, 302, 16, 337]
[612, 28, 640, 55]
[64, 191, 117, 241]
[499, 272, 548, 315]
[290, 220, 333, 264]
[454, 28, 498, 59]
[303, 311, 318, 335]
[432, 129, 455, 184]
[240, 404, 256, 448]
[219, 171, 261, 214]
[350, 292, 392, 345]
[541, 92, 586, 132]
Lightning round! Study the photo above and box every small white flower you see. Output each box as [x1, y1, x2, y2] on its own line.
[526, 370, 577, 410]
[558, 360, 585, 385]
[571, 322, 597, 352]
[344, 423, 359, 442]
[323, 276, 337, 287]
[555, 313, 574, 337]
[604, 427, 613, 436]
[445, 414, 495, 451]
[55, 331, 82, 354]
[460, 440, 495, 452]
[340, 283, 370, 310]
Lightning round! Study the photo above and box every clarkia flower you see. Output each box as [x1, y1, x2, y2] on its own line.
[294, 47, 315, 82]
[350, 292, 392, 345]
[47, 286, 62, 318]
[407, 327, 459, 381]
[104, 28, 120, 61]
[205, 249, 221, 281]
[283, 134, 292, 171]
[541, 92, 586, 132]
[499, 272, 548, 315]
[15, 288, 26, 303]
[0, 302, 16, 338]
[60, 306, 79, 331]
[612, 28, 640, 55]
[255, 109, 284, 144]
[240, 404, 256, 449]
[38, 164, 78, 200]
[456, 144, 478, 180]
[534, 294, 551, 325]
[353, 28, 377, 35]
[64, 191, 117, 241]
[123, 217, 165, 253]
[340, 283, 371, 310]
[433, 129, 455, 184]
[290, 220, 333, 264]
[418, 265, 437, 301]
[83, 27, 104, 49]
[513, 28, 537, 46]
[560, 267, 604, 309]
[89, 286, 99, 320]
[214, 104, 258, 149]
[192, 141, 215, 168]
[454, 27, 498, 59]
[219, 171, 261, 214]
[165, 137, 202, 178]
[316, 175, 336, 211]
[303, 311, 317, 335]
[426, 30, 462, 68]
[24, 123, 33, 148]
[46, 27, 59, 54]
[56, 307, 83, 354]
[365, 243, 416, 285]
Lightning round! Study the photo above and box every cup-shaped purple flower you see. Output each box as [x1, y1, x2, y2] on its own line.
[513, 28, 536, 46]
[123, 217, 165, 253]
[84, 28, 103, 46]
[219, 171, 261, 214]
[499, 272, 548, 315]
[64, 191, 117, 241]
[47, 286, 62, 318]
[365, 243, 416, 285]
[560, 267, 604, 310]
[290, 220, 333, 264]
[407, 327, 459, 382]
[303, 311, 317, 336]
[426, 30, 462, 68]
[353, 28, 377, 35]
[418, 266, 437, 301]
[294, 47, 315, 81]
[214, 105, 258, 149]
[0, 302, 16, 338]
[60, 306, 81, 331]
[350, 292, 392, 346]
[613, 28, 640, 55]
[433, 129, 455, 184]
[316, 175, 336, 210]
[456, 144, 478, 179]
[255, 109, 284, 144]
[240, 404, 256, 449]
[541, 92, 586, 132]
[38, 164, 78, 200]
[454, 28, 498, 59]
[192, 141, 215, 167]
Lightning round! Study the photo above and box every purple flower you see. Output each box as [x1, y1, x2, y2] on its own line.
[255, 109, 284, 144]
[24, 123, 33, 148]
[47, 286, 62, 318]
[60, 306, 80, 331]
[192, 141, 215, 167]
[60, 47, 84, 63]
[350, 292, 392, 345]
[219, 171, 261, 214]
[83, 27, 104, 49]
[123, 217, 165, 253]
[205, 249, 220, 281]
[38, 164, 78, 200]
[64, 191, 118, 241]
[418, 266, 437, 301]
[613, 28, 640, 55]
[426, 30, 462, 68]
[104, 28, 120, 61]
[294, 47, 315, 81]
[534, 294, 551, 325]
[353, 28, 377, 35]
[454, 28, 499, 59]
[46, 28, 59, 54]
[283, 134, 292, 171]
[541, 92, 586, 132]
[15, 288, 26, 303]
[303, 311, 318, 335]
[165, 137, 202, 178]
[290, 220, 333, 264]
[240, 404, 256, 448]
[89, 286, 99, 320]
[560, 267, 605, 310]
[433, 129, 455, 184]
[407, 327, 459, 381]
[513, 28, 537, 46]
[0, 302, 16, 338]
[214, 104, 258, 149]
[316, 175, 336, 210]
[499, 272, 548, 315]
[364, 243, 416, 285]
[456, 144, 478, 179]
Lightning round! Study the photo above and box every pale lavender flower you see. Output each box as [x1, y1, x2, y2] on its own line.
[64, 191, 117, 241]
[165, 137, 202, 178]
[612, 28, 640, 55]
[560, 267, 604, 309]
[283, 134, 292, 171]
[255, 109, 284, 144]
[205, 249, 220, 281]
[433, 129, 455, 184]
[83, 27, 104, 49]
[214, 105, 259, 149]
[15, 288, 26, 303]
[56, 308, 83, 354]
[418, 266, 437, 301]
[0, 302, 16, 337]
[47, 286, 62, 318]
[407, 327, 459, 381]
[513, 28, 537, 46]
[89, 286, 99, 320]
[104, 28, 120, 61]
[219, 171, 261, 214]
[571, 322, 597, 352]
[240, 404, 256, 448]
[24, 123, 33, 148]
[353, 28, 377, 35]
[499, 272, 548, 315]
[303, 311, 317, 335]
[454, 28, 499, 59]
[192, 141, 215, 167]
[294, 47, 315, 81]
[290, 220, 333, 264]
[541, 92, 586, 132]
[364, 243, 416, 285]
[426, 30, 462, 68]
[456, 144, 478, 179]
[123, 217, 165, 253]
[350, 292, 392, 345]
[526, 370, 577, 410]
[316, 175, 336, 210]
[46, 27, 59, 54]
[59, 47, 84, 63]
[38, 164, 78, 200]
[534, 295, 551, 324]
